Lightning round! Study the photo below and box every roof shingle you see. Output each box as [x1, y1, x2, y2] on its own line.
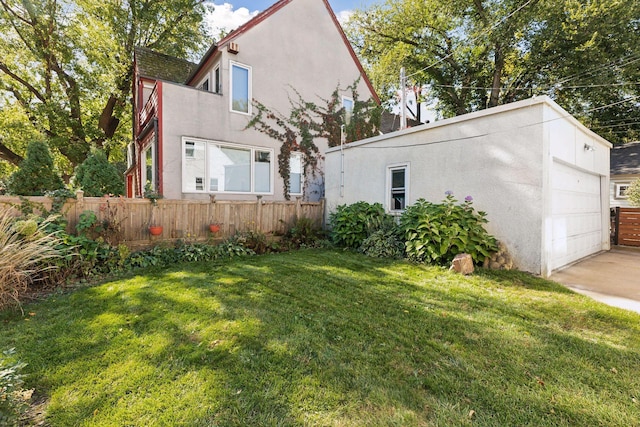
[611, 141, 640, 175]
[135, 46, 198, 83]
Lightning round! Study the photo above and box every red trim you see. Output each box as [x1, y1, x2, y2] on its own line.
[321, 0, 380, 104]
[157, 81, 163, 195]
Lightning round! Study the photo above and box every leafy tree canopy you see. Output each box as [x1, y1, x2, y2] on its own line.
[346, 0, 640, 144]
[0, 0, 212, 177]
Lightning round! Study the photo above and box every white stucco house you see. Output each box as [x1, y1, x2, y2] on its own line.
[610, 141, 640, 208]
[325, 96, 612, 277]
[125, 0, 379, 201]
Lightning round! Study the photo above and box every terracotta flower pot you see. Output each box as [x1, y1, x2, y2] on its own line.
[149, 225, 163, 236]
[209, 224, 221, 233]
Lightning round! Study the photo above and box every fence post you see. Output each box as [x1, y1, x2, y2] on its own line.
[295, 196, 302, 221]
[256, 195, 263, 232]
[614, 207, 620, 246]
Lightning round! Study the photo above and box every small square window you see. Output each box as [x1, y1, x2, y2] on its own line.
[615, 183, 631, 199]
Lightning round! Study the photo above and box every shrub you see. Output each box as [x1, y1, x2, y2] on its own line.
[359, 222, 404, 259]
[0, 206, 62, 309]
[0, 349, 30, 426]
[284, 217, 325, 248]
[625, 179, 640, 207]
[6, 141, 64, 196]
[329, 201, 392, 249]
[400, 193, 498, 265]
[74, 150, 124, 196]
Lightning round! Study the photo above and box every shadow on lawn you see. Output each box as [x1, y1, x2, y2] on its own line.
[1, 249, 640, 426]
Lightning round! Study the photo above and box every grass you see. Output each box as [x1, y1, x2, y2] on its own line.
[1, 249, 639, 426]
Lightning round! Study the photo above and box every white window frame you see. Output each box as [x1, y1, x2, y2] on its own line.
[229, 61, 252, 115]
[142, 143, 156, 192]
[181, 137, 273, 195]
[198, 73, 210, 91]
[615, 182, 631, 199]
[386, 163, 409, 213]
[289, 152, 304, 196]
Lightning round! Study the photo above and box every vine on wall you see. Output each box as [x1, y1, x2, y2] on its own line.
[247, 80, 381, 199]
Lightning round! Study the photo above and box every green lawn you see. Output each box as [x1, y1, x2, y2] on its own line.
[1, 249, 639, 426]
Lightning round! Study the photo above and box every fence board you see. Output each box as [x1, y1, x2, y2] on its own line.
[0, 194, 324, 250]
[615, 207, 640, 247]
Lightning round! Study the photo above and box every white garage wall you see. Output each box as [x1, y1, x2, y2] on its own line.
[325, 96, 611, 276]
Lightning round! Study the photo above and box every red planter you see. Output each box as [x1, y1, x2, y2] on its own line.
[149, 226, 163, 236]
[209, 224, 221, 233]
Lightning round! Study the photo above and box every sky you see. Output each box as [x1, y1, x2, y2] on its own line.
[205, 0, 379, 36]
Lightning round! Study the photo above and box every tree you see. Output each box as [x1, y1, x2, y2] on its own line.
[625, 179, 640, 207]
[6, 140, 63, 195]
[347, 0, 640, 143]
[74, 149, 124, 196]
[0, 0, 211, 176]
[248, 81, 382, 199]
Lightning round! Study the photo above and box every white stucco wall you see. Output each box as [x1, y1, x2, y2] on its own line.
[325, 96, 611, 276]
[159, 0, 374, 200]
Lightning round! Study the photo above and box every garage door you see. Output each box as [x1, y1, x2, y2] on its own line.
[550, 161, 603, 271]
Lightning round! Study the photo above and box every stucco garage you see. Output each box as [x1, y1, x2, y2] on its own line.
[324, 96, 611, 277]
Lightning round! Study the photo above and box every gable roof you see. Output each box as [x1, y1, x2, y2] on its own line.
[185, 0, 379, 103]
[135, 46, 198, 83]
[611, 141, 640, 175]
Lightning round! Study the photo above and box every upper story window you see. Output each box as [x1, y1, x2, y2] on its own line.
[342, 96, 354, 124]
[199, 78, 210, 91]
[214, 64, 221, 94]
[230, 61, 251, 114]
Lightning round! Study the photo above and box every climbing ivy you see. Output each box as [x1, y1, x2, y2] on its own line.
[247, 80, 381, 199]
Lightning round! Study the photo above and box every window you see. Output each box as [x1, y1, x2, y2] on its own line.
[388, 164, 409, 212]
[199, 78, 209, 91]
[182, 138, 272, 194]
[142, 144, 155, 191]
[615, 183, 631, 199]
[289, 152, 304, 195]
[214, 64, 221, 94]
[230, 61, 251, 114]
[342, 96, 354, 125]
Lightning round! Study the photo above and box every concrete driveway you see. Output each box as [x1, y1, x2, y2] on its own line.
[550, 247, 640, 314]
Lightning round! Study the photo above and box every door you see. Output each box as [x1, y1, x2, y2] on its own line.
[550, 161, 603, 271]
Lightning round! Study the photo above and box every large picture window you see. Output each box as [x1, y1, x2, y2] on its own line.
[230, 61, 251, 114]
[182, 138, 272, 194]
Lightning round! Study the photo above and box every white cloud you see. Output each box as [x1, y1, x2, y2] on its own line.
[205, 3, 259, 39]
[335, 10, 354, 25]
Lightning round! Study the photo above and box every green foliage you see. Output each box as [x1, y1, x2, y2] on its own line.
[6, 142, 64, 196]
[359, 224, 404, 259]
[400, 193, 498, 265]
[248, 80, 381, 199]
[283, 217, 325, 248]
[329, 201, 392, 249]
[347, 0, 640, 143]
[74, 150, 124, 196]
[625, 179, 640, 207]
[0, 348, 29, 426]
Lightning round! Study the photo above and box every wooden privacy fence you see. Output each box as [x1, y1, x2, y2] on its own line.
[612, 207, 640, 247]
[0, 192, 325, 249]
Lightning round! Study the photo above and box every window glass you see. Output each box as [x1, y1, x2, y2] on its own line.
[290, 153, 303, 195]
[390, 167, 406, 211]
[342, 97, 354, 125]
[231, 63, 250, 113]
[200, 79, 209, 91]
[254, 151, 271, 193]
[183, 141, 206, 192]
[209, 145, 251, 192]
[144, 145, 154, 190]
[214, 66, 221, 94]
